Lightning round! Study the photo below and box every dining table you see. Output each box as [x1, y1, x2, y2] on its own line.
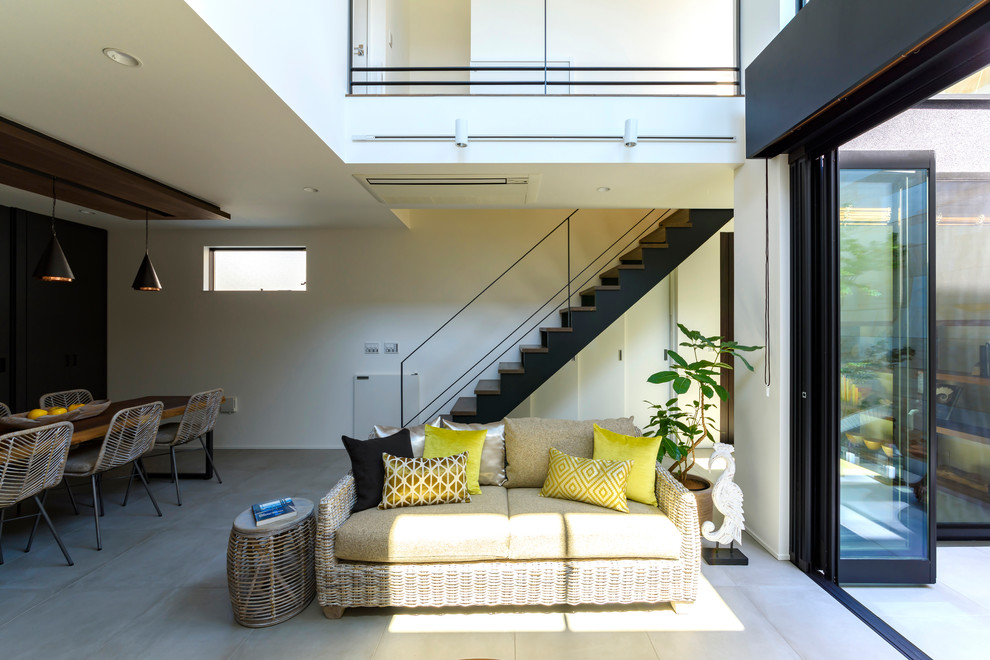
[0, 395, 216, 480]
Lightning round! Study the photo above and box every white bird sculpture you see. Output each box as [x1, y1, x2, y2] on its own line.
[701, 442, 745, 546]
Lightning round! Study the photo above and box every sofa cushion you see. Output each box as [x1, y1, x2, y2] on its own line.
[503, 416, 640, 488]
[442, 419, 507, 486]
[506, 488, 682, 560]
[539, 448, 633, 513]
[424, 424, 487, 495]
[593, 424, 662, 506]
[379, 452, 470, 509]
[342, 429, 414, 513]
[372, 416, 443, 457]
[336, 486, 510, 563]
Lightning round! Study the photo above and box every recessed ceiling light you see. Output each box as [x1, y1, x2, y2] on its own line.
[597, 187, 611, 193]
[78, 209, 95, 215]
[303, 187, 319, 193]
[103, 48, 141, 67]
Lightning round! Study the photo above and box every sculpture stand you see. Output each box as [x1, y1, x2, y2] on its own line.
[702, 541, 748, 566]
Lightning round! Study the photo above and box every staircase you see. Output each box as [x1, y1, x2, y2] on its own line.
[448, 208, 733, 423]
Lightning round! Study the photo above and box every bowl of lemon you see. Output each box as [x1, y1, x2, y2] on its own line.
[3, 400, 111, 428]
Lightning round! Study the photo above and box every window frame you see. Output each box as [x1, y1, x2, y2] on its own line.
[205, 246, 307, 292]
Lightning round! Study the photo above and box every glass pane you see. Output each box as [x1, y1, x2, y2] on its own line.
[212, 250, 306, 292]
[936, 178, 990, 524]
[839, 167, 930, 561]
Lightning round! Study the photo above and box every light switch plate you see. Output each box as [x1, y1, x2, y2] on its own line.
[384, 342, 399, 354]
[364, 342, 380, 354]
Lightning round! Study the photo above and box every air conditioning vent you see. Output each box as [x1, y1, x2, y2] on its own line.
[355, 174, 538, 207]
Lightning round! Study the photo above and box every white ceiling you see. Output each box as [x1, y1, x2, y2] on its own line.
[0, 0, 402, 229]
[0, 1, 736, 232]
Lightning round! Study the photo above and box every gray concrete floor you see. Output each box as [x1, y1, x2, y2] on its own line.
[0, 449, 905, 659]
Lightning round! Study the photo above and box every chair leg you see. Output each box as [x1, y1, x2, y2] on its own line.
[122, 464, 136, 507]
[63, 478, 78, 514]
[97, 474, 105, 517]
[91, 475, 102, 551]
[170, 446, 182, 506]
[26, 489, 47, 552]
[199, 436, 222, 484]
[33, 495, 73, 566]
[134, 461, 162, 517]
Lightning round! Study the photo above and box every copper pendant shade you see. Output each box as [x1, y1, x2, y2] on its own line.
[132, 210, 162, 291]
[34, 177, 75, 282]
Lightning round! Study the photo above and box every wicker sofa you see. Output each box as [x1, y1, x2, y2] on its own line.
[316, 418, 701, 618]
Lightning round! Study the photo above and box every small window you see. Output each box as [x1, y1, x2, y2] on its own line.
[206, 247, 306, 291]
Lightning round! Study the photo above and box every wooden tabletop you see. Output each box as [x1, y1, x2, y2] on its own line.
[0, 395, 191, 445]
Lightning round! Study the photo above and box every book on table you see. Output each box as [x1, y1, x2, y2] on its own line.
[252, 497, 297, 526]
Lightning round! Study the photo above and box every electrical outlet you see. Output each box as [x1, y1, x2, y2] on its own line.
[364, 342, 380, 354]
[384, 342, 399, 354]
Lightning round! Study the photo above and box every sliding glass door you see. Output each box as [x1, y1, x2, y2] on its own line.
[837, 151, 936, 583]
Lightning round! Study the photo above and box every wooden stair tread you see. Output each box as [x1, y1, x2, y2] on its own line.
[540, 326, 573, 333]
[561, 306, 596, 313]
[499, 362, 525, 374]
[451, 396, 477, 416]
[475, 380, 501, 395]
[638, 241, 669, 248]
[520, 345, 549, 353]
[617, 263, 646, 270]
[579, 285, 620, 297]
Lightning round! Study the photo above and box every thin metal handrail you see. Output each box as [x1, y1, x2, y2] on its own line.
[401, 210, 579, 423]
[412, 208, 671, 425]
[419, 208, 675, 423]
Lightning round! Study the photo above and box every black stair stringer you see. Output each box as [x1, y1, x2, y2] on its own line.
[451, 209, 733, 424]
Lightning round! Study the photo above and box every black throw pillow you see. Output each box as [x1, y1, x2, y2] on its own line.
[342, 429, 414, 512]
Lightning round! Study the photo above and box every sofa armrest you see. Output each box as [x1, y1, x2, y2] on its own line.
[655, 463, 701, 564]
[316, 472, 356, 578]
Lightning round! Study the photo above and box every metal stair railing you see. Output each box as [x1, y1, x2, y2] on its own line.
[401, 208, 673, 426]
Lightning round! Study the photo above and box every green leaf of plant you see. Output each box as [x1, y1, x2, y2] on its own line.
[647, 371, 678, 384]
[700, 385, 714, 399]
[672, 377, 691, 394]
[735, 353, 756, 371]
[713, 384, 729, 401]
[667, 350, 688, 367]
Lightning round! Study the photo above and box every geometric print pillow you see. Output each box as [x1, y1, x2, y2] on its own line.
[539, 447, 633, 513]
[379, 452, 471, 509]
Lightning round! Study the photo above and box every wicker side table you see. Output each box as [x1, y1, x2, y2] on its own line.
[227, 498, 316, 627]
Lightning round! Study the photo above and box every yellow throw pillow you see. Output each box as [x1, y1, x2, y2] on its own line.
[539, 447, 633, 513]
[423, 424, 487, 495]
[379, 452, 470, 509]
[593, 423, 662, 506]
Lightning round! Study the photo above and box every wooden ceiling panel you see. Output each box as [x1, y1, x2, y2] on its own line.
[0, 117, 228, 220]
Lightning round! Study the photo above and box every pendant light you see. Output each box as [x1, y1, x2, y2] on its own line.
[132, 209, 162, 291]
[33, 177, 75, 282]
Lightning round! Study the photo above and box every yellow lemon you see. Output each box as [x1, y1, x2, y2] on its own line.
[27, 409, 49, 420]
[68, 403, 85, 411]
[47, 407, 68, 416]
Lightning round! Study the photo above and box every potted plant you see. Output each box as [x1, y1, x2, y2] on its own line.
[644, 324, 761, 528]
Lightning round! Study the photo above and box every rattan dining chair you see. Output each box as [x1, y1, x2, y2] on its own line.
[40, 389, 94, 409]
[150, 388, 223, 506]
[0, 402, 10, 417]
[0, 421, 75, 566]
[62, 401, 164, 550]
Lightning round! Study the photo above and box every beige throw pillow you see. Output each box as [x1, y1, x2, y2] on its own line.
[441, 419, 507, 486]
[503, 416, 639, 488]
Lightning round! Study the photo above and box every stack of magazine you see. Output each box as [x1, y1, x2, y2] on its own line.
[252, 497, 296, 526]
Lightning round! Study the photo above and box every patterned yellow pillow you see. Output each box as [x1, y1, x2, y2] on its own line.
[539, 447, 633, 513]
[379, 452, 471, 509]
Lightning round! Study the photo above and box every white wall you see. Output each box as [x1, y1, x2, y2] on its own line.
[733, 156, 790, 559]
[107, 209, 648, 449]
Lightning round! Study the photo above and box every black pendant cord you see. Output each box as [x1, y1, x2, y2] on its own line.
[144, 209, 150, 254]
[765, 158, 772, 391]
[50, 176, 58, 237]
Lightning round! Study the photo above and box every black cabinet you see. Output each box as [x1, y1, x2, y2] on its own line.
[3, 207, 107, 412]
[0, 206, 12, 407]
